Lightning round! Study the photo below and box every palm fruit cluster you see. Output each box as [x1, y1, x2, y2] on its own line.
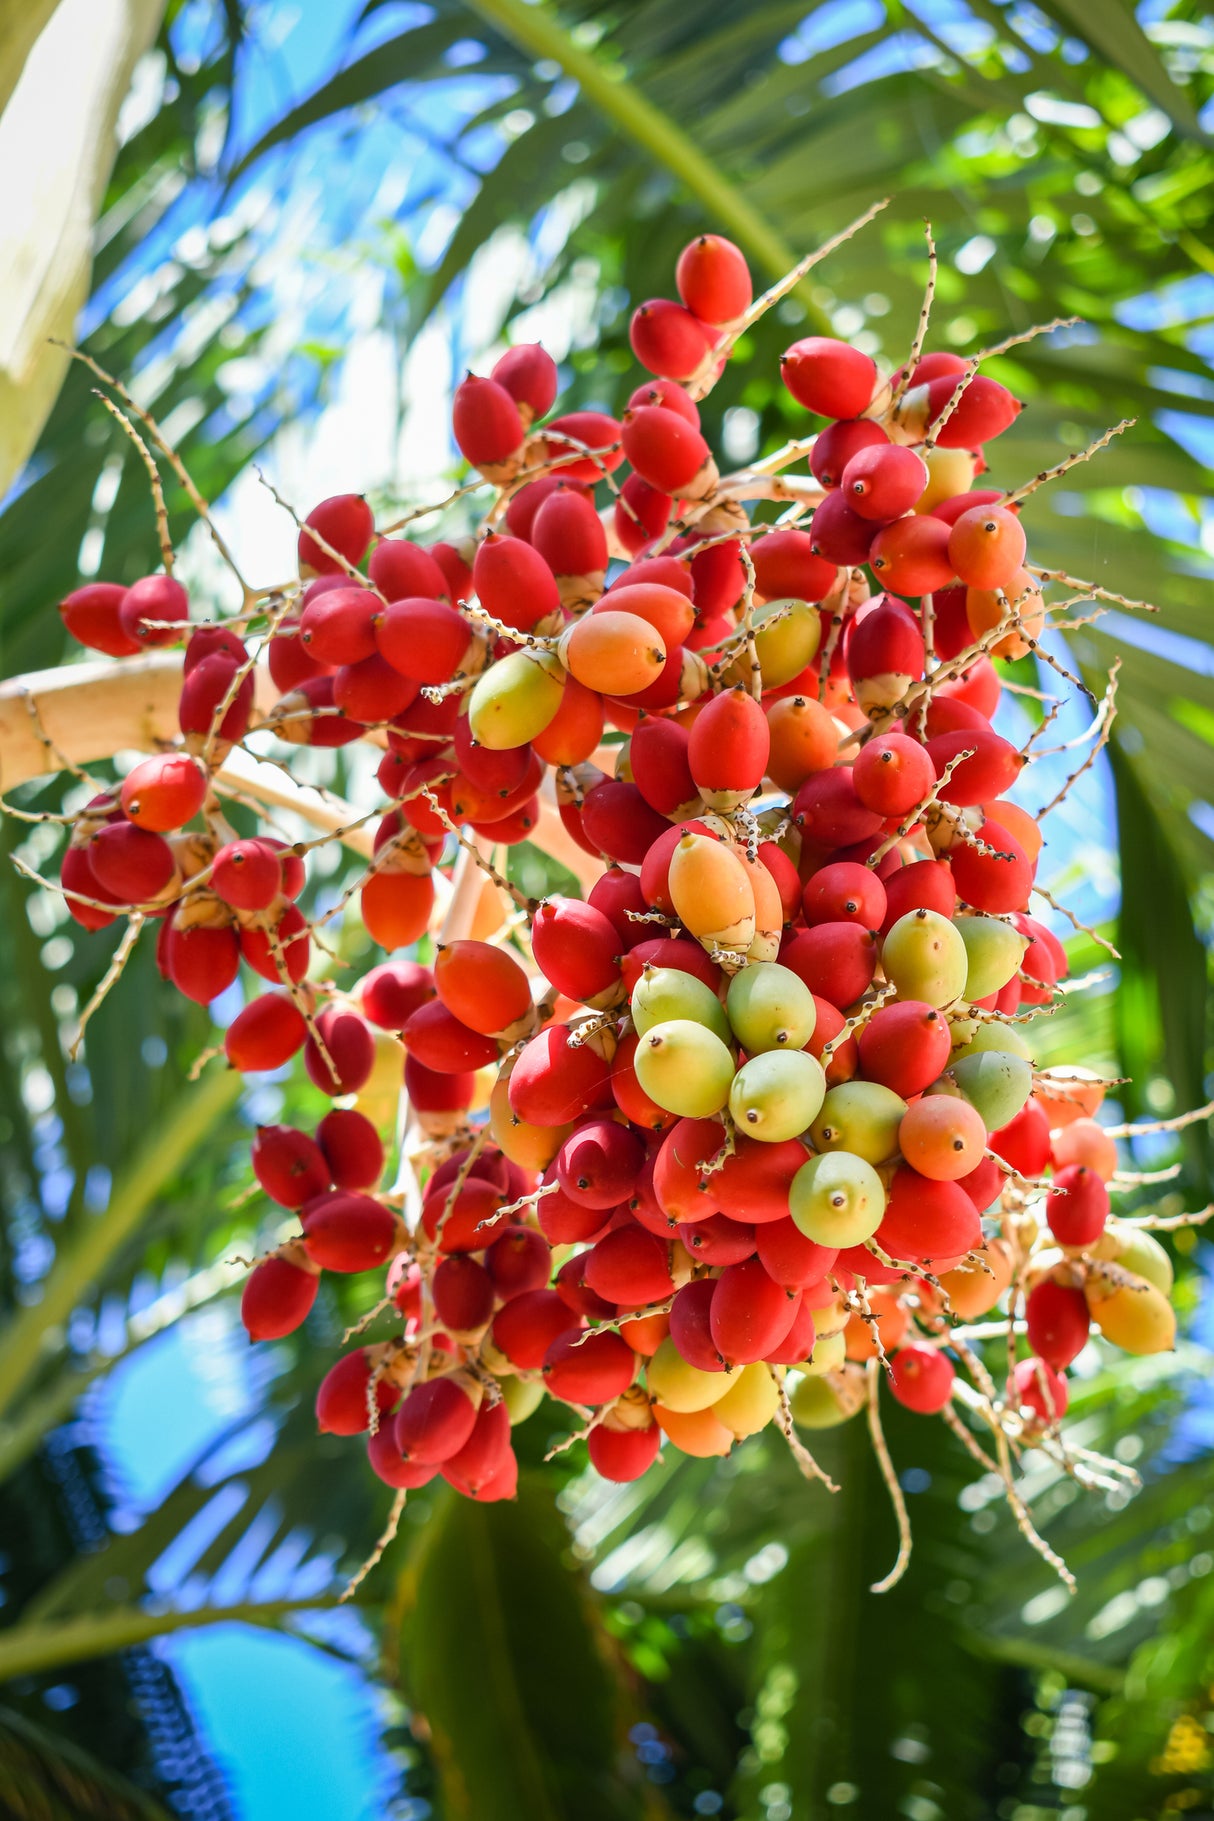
[43, 219, 1189, 1556]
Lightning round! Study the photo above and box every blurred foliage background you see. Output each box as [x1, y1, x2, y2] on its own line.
[0, 1, 1212, 1817]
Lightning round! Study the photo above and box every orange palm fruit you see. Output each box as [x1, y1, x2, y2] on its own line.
[668, 832, 756, 953]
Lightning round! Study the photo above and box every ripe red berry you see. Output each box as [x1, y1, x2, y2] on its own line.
[491, 343, 559, 421]
[59, 582, 142, 657]
[621, 406, 714, 497]
[676, 233, 752, 323]
[298, 494, 375, 574]
[367, 537, 448, 601]
[781, 337, 877, 418]
[843, 443, 927, 520]
[161, 922, 240, 1005]
[1026, 1280, 1090, 1369]
[543, 1327, 635, 1405]
[212, 838, 282, 912]
[810, 417, 888, 488]
[629, 298, 715, 380]
[453, 374, 526, 469]
[240, 1249, 320, 1341]
[119, 574, 189, 648]
[890, 1343, 955, 1414]
[316, 1350, 397, 1435]
[1011, 1356, 1068, 1423]
[317, 1107, 384, 1190]
[1048, 1163, 1110, 1247]
[802, 861, 887, 930]
[396, 1377, 480, 1463]
[224, 993, 307, 1071]
[305, 1006, 376, 1097]
[252, 1124, 331, 1208]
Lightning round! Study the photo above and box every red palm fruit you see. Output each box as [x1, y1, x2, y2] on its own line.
[239, 906, 310, 984]
[869, 515, 955, 597]
[556, 1248, 618, 1319]
[926, 729, 1022, 807]
[241, 1249, 320, 1341]
[687, 686, 769, 809]
[681, 1213, 756, 1267]
[766, 1295, 816, 1365]
[989, 1099, 1051, 1177]
[630, 298, 715, 379]
[611, 1031, 678, 1133]
[809, 488, 881, 566]
[710, 1258, 798, 1365]
[811, 417, 888, 488]
[925, 584, 975, 662]
[1026, 1281, 1090, 1369]
[334, 651, 420, 721]
[509, 1025, 613, 1126]
[627, 717, 696, 819]
[433, 1254, 495, 1332]
[653, 1118, 806, 1225]
[939, 655, 1001, 720]
[184, 618, 247, 666]
[755, 1217, 838, 1289]
[588, 1418, 661, 1482]
[368, 1428, 440, 1490]
[492, 1288, 577, 1369]
[473, 532, 560, 631]
[485, 1225, 552, 1301]
[958, 1153, 1002, 1212]
[778, 923, 877, 1006]
[385, 688, 459, 761]
[505, 474, 565, 542]
[59, 581, 142, 656]
[844, 444, 928, 520]
[1011, 1356, 1068, 1424]
[368, 536, 448, 600]
[670, 1279, 726, 1371]
[459, 1446, 518, 1503]
[852, 731, 935, 816]
[922, 695, 988, 740]
[597, 580, 695, 649]
[584, 1224, 673, 1309]
[794, 770, 884, 848]
[305, 1006, 376, 1096]
[269, 675, 364, 749]
[530, 898, 622, 1005]
[252, 1124, 331, 1207]
[375, 598, 473, 681]
[781, 337, 876, 417]
[909, 352, 967, 384]
[948, 504, 1026, 589]
[676, 232, 752, 322]
[589, 866, 650, 949]
[317, 1350, 397, 1434]
[428, 1145, 525, 1203]
[619, 936, 721, 998]
[303, 1193, 401, 1273]
[846, 597, 926, 711]
[876, 1167, 981, 1264]
[628, 378, 701, 426]
[750, 527, 836, 604]
[614, 560, 695, 605]
[621, 406, 714, 497]
[420, 1177, 506, 1253]
[178, 653, 256, 747]
[806, 995, 859, 1085]
[948, 819, 1033, 914]
[118, 574, 189, 647]
[162, 923, 240, 1005]
[434, 940, 532, 1036]
[317, 1108, 384, 1191]
[543, 1327, 635, 1404]
[613, 472, 673, 555]
[396, 1377, 480, 1462]
[361, 871, 435, 951]
[557, 1118, 646, 1210]
[581, 780, 671, 866]
[930, 488, 1006, 529]
[452, 373, 525, 469]
[299, 586, 377, 666]
[685, 538, 746, 618]
[880, 857, 956, 934]
[88, 822, 176, 903]
[754, 843, 798, 929]
[890, 1343, 955, 1414]
[626, 1160, 673, 1238]
[403, 999, 499, 1074]
[532, 485, 608, 582]
[541, 410, 624, 481]
[924, 373, 1020, 448]
[442, 1398, 514, 1497]
[120, 753, 206, 832]
[858, 1001, 951, 1098]
[405, 1053, 475, 1123]
[360, 960, 434, 1030]
[1048, 1163, 1109, 1246]
[802, 861, 887, 929]
[225, 993, 307, 1071]
[492, 342, 559, 420]
[298, 494, 375, 574]
[212, 838, 282, 911]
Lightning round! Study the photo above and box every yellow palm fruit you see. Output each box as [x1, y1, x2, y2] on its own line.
[468, 648, 566, 749]
[647, 1336, 728, 1412]
[1089, 1222, 1174, 1296]
[668, 832, 755, 953]
[801, 1329, 847, 1376]
[914, 446, 976, 513]
[1084, 1264, 1176, 1355]
[489, 1070, 569, 1171]
[713, 1363, 782, 1438]
[353, 1030, 405, 1135]
[740, 849, 784, 963]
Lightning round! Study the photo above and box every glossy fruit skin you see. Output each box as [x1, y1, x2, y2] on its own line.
[709, 1258, 799, 1366]
[225, 993, 309, 1072]
[781, 336, 876, 417]
[543, 1328, 636, 1405]
[588, 1420, 662, 1482]
[1049, 1163, 1110, 1247]
[853, 733, 935, 817]
[858, 1001, 951, 1099]
[790, 1148, 886, 1249]
[890, 1343, 955, 1414]
[630, 298, 715, 379]
[676, 233, 752, 322]
[843, 443, 927, 520]
[241, 1252, 320, 1341]
[1026, 1280, 1090, 1369]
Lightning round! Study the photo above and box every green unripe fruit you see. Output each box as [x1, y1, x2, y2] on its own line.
[725, 598, 821, 689]
[883, 908, 968, 1007]
[634, 1019, 736, 1118]
[501, 1376, 545, 1426]
[726, 962, 817, 1054]
[810, 1080, 907, 1164]
[632, 966, 731, 1045]
[468, 649, 565, 749]
[948, 1050, 1033, 1130]
[790, 1149, 885, 1248]
[955, 915, 1028, 1001]
[790, 1372, 857, 1430]
[1092, 1221, 1173, 1296]
[729, 1050, 826, 1142]
[801, 1329, 847, 1376]
[951, 1019, 1034, 1064]
[647, 1335, 725, 1412]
